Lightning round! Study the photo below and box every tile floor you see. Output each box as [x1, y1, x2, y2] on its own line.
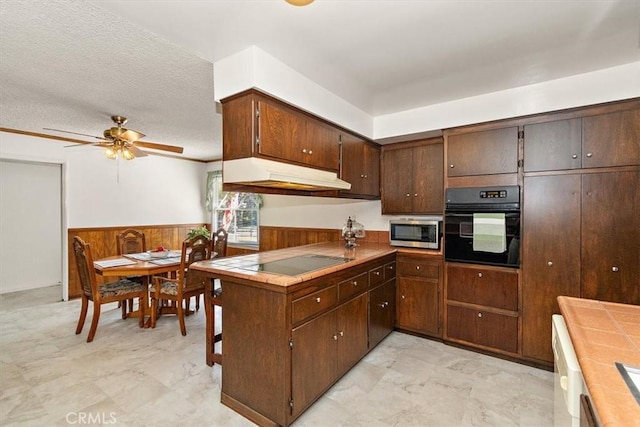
[0, 285, 554, 426]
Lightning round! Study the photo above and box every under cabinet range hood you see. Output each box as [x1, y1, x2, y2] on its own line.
[223, 158, 352, 191]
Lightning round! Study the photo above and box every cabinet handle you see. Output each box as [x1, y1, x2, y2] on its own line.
[406, 193, 411, 197]
[416, 265, 420, 270]
[478, 312, 483, 318]
[352, 280, 358, 287]
[449, 164, 454, 168]
[571, 154, 578, 159]
[363, 174, 367, 178]
[612, 266, 619, 272]
[478, 272, 482, 278]
[586, 152, 593, 158]
[339, 331, 344, 337]
[389, 266, 394, 270]
[414, 193, 418, 197]
[379, 301, 389, 308]
[333, 334, 338, 341]
[374, 271, 380, 276]
[401, 295, 406, 300]
[308, 150, 313, 155]
[302, 148, 307, 153]
[315, 297, 321, 303]
[547, 261, 553, 267]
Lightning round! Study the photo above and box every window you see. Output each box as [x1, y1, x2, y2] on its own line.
[206, 171, 260, 246]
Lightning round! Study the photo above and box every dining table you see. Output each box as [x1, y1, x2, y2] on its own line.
[93, 251, 183, 327]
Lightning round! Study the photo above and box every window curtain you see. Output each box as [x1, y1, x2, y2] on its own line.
[205, 170, 222, 213]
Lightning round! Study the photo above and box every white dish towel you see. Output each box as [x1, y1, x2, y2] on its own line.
[473, 213, 506, 253]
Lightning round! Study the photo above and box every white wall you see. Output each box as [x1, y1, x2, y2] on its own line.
[0, 132, 209, 228]
[0, 159, 62, 293]
[0, 131, 209, 299]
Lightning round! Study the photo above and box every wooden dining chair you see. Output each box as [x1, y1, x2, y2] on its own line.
[206, 228, 228, 366]
[72, 236, 147, 342]
[116, 229, 147, 318]
[149, 235, 212, 336]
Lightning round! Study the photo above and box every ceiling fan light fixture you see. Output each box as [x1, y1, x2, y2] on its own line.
[104, 147, 118, 160]
[285, 0, 314, 6]
[122, 147, 135, 161]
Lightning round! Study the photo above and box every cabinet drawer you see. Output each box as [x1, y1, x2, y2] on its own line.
[369, 266, 384, 288]
[384, 262, 396, 281]
[446, 304, 518, 353]
[292, 285, 338, 325]
[447, 265, 518, 311]
[338, 272, 367, 303]
[398, 258, 440, 279]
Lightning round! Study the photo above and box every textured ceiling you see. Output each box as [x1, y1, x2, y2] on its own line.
[1, 0, 639, 161]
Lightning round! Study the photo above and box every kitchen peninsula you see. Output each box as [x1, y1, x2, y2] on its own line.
[191, 241, 397, 426]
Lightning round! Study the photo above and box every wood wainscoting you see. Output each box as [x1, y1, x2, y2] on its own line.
[259, 226, 389, 252]
[67, 223, 206, 299]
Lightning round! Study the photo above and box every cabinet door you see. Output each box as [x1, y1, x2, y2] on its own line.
[340, 135, 380, 197]
[413, 143, 444, 214]
[258, 101, 340, 171]
[381, 147, 413, 214]
[222, 93, 255, 160]
[582, 108, 640, 168]
[581, 171, 640, 304]
[522, 175, 581, 363]
[446, 305, 518, 353]
[524, 118, 582, 172]
[446, 265, 518, 311]
[291, 311, 338, 417]
[447, 127, 519, 176]
[396, 277, 440, 336]
[369, 281, 395, 348]
[336, 293, 368, 374]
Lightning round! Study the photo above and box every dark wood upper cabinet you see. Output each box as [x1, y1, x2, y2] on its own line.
[222, 90, 341, 172]
[340, 133, 380, 198]
[582, 108, 640, 168]
[447, 127, 518, 176]
[524, 106, 640, 172]
[381, 139, 443, 215]
[524, 118, 582, 172]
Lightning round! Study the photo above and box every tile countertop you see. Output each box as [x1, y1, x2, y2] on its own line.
[190, 241, 397, 289]
[557, 296, 640, 427]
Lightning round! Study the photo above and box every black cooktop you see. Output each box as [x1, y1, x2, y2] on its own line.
[243, 254, 353, 276]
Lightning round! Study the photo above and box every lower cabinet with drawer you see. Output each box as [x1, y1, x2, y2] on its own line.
[289, 255, 395, 421]
[395, 253, 443, 338]
[445, 263, 520, 355]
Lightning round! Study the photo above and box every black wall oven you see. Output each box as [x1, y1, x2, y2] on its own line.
[444, 185, 521, 268]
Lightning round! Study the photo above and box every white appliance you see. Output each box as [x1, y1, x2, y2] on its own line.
[552, 314, 585, 427]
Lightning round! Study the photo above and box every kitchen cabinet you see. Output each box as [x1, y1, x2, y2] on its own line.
[521, 170, 639, 364]
[368, 261, 396, 349]
[339, 133, 380, 198]
[291, 292, 367, 418]
[395, 254, 442, 338]
[581, 170, 640, 304]
[522, 174, 581, 364]
[446, 126, 518, 177]
[381, 139, 443, 214]
[523, 106, 640, 172]
[222, 89, 340, 171]
[445, 264, 519, 355]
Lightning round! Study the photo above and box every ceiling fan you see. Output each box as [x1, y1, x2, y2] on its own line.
[44, 115, 184, 160]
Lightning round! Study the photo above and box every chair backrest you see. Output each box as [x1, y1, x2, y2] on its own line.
[181, 235, 212, 289]
[72, 236, 98, 299]
[116, 229, 146, 255]
[212, 228, 228, 258]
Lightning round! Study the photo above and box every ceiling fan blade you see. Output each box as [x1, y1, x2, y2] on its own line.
[63, 141, 107, 148]
[118, 129, 145, 142]
[43, 128, 105, 140]
[135, 140, 184, 154]
[128, 145, 148, 158]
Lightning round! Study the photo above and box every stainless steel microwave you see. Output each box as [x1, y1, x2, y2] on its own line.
[389, 218, 442, 250]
